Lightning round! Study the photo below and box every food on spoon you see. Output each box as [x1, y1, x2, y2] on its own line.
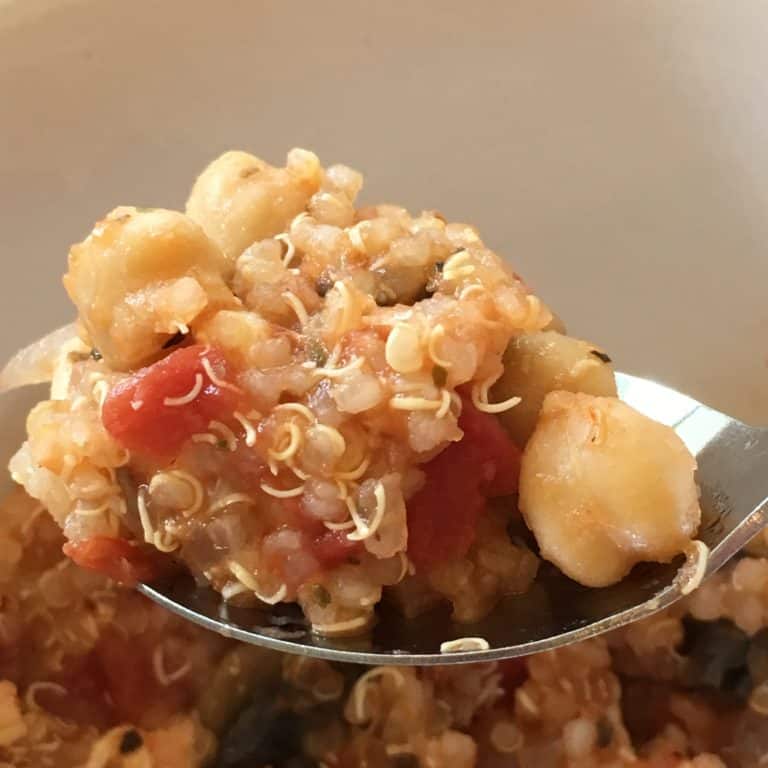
[518, 391, 701, 587]
[64, 207, 237, 370]
[8, 147, 701, 636]
[186, 148, 323, 263]
[492, 330, 618, 445]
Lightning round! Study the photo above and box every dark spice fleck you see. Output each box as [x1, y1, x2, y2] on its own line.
[162, 331, 187, 350]
[596, 717, 614, 748]
[434, 261, 445, 272]
[432, 365, 447, 388]
[306, 338, 328, 367]
[239, 165, 262, 179]
[316, 273, 334, 298]
[89, 348, 103, 361]
[313, 585, 332, 607]
[119, 729, 143, 754]
[346, 556, 361, 566]
[590, 350, 612, 364]
[390, 755, 420, 768]
[216, 439, 229, 451]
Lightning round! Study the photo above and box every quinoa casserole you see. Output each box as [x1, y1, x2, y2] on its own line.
[1, 148, 767, 767]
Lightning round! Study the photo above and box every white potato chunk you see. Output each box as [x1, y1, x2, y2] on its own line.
[518, 391, 701, 587]
[64, 207, 236, 370]
[493, 331, 617, 446]
[186, 148, 322, 263]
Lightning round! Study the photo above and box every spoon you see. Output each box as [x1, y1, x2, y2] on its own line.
[138, 372, 768, 664]
[4, 374, 767, 664]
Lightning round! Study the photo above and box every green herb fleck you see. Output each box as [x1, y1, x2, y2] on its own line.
[432, 365, 448, 388]
[306, 338, 328, 367]
[90, 348, 103, 361]
[313, 585, 331, 607]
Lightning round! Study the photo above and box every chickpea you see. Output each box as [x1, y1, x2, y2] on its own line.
[492, 331, 617, 446]
[518, 391, 701, 587]
[64, 207, 236, 370]
[543, 309, 568, 334]
[186, 148, 322, 264]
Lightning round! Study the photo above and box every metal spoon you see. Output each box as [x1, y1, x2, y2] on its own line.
[139, 373, 768, 664]
[4, 374, 767, 664]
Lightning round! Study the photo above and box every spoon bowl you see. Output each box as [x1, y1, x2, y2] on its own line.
[128, 373, 768, 664]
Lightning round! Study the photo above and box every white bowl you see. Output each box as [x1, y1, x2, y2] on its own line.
[2, 0, 766, 423]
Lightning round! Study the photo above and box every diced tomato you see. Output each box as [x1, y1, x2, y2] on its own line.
[63, 537, 165, 586]
[406, 399, 522, 571]
[260, 525, 363, 591]
[40, 652, 115, 729]
[283, 499, 364, 571]
[102, 345, 241, 459]
[406, 455, 485, 571]
[96, 630, 190, 728]
[457, 396, 522, 497]
[311, 529, 363, 570]
[35, 635, 191, 731]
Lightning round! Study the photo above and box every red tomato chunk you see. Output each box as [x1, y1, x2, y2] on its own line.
[38, 636, 190, 731]
[406, 400, 522, 571]
[37, 652, 114, 730]
[63, 536, 165, 586]
[261, 525, 363, 591]
[102, 345, 240, 458]
[458, 396, 522, 498]
[311, 529, 363, 570]
[96, 630, 191, 728]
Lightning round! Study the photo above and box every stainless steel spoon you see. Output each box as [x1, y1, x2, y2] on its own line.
[138, 373, 768, 664]
[4, 374, 767, 665]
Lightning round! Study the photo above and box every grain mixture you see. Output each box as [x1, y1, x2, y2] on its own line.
[2, 147, 758, 767]
[1, 486, 767, 767]
[7, 148, 701, 635]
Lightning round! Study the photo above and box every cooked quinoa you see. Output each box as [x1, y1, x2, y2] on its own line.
[7, 148, 701, 637]
[1, 146, 766, 767]
[1, 486, 767, 767]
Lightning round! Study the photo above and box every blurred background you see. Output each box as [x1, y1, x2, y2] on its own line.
[1, 0, 767, 422]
